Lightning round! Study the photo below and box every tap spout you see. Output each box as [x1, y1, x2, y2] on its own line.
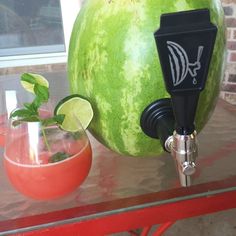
[167, 131, 198, 187]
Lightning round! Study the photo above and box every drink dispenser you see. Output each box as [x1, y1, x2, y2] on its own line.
[68, 1, 225, 187]
[141, 9, 217, 187]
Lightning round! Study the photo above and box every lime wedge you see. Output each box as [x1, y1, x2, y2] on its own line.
[21, 73, 49, 94]
[54, 95, 93, 131]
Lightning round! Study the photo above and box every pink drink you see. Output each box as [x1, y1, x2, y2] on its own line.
[0, 133, 5, 148]
[0, 114, 7, 148]
[4, 134, 92, 200]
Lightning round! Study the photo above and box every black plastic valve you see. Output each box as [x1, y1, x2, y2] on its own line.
[140, 98, 175, 152]
[154, 9, 217, 135]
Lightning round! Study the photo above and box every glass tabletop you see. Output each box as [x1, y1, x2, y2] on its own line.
[0, 71, 236, 234]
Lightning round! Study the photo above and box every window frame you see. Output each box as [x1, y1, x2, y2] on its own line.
[0, 0, 81, 68]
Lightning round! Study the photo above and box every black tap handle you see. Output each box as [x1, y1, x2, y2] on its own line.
[154, 9, 217, 135]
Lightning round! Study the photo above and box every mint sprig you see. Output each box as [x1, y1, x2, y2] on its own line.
[10, 73, 68, 163]
[48, 152, 70, 163]
[10, 73, 64, 127]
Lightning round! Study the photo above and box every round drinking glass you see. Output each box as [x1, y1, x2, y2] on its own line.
[3, 117, 92, 200]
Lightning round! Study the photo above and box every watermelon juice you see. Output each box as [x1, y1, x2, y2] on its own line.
[0, 114, 7, 148]
[4, 134, 92, 200]
[0, 132, 5, 148]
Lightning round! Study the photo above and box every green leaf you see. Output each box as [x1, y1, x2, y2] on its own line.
[41, 114, 65, 127]
[72, 131, 82, 140]
[41, 117, 57, 126]
[21, 73, 37, 84]
[20, 116, 40, 122]
[12, 116, 40, 126]
[34, 84, 49, 103]
[31, 97, 42, 112]
[48, 152, 70, 163]
[23, 102, 32, 110]
[23, 102, 38, 114]
[53, 114, 65, 125]
[10, 109, 34, 118]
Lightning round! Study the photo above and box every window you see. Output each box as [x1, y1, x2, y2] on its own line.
[0, 0, 81, 68]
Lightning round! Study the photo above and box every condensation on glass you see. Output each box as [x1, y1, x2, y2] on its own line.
[0, 0, 65, 56]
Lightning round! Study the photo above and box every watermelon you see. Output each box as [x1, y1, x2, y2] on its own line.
[68, 0, 226, 157]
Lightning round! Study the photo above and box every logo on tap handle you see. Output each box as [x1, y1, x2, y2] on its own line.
[167, 41, 204, 87]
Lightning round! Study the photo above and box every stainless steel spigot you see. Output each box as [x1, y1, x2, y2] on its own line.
[166, 131, 198, 187]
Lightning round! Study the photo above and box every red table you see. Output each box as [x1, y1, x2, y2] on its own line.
[0, 72, 236, 235]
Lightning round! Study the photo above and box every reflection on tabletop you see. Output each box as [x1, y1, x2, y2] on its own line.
[0, 98, 236, 221]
